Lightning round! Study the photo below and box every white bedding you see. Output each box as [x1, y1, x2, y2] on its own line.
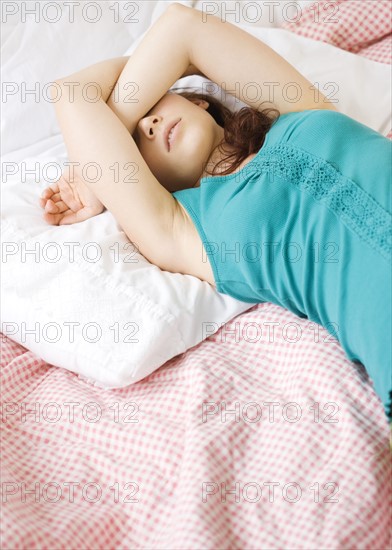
[1, 0, 391, 387]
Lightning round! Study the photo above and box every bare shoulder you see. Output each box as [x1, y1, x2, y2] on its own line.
[170, 199, 216, 287]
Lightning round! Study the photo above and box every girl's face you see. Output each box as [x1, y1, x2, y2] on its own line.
[132, 93, 224, 192]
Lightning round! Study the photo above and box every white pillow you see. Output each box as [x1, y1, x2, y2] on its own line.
[1, 1, 158, 156]
[1, 166, 253, 388]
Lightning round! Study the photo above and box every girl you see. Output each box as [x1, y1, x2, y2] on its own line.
[40, 3, 391, 421]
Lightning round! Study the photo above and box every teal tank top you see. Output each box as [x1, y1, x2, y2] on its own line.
[172, 110, 392, 419]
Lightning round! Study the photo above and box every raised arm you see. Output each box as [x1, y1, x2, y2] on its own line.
[43, 4, 211, 273]
[46, 4, 194, 270]
[105, 2, 336, 135]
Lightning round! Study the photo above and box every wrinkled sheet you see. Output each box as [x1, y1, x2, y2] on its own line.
[1, 301, 391, 549]
[1, 1, 391, 549]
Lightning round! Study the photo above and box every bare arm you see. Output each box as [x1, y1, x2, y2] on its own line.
[48, 5, 193, 268]
[49, 90, 178, 267]
[184, 3, 337, 114]
[53, 56, 130, 103]
[105, 2, 335, 136]
[53, 54, 199, 117]
[45, 10, 204, 227]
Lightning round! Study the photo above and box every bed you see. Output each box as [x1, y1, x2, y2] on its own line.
[1, 1, 391, 549]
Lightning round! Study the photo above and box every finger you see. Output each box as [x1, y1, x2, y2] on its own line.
[41, 183, 81, 212]
[39, 196, 65, 211]
[58, 211, 85, 225]
[49, 192, 62, 203]
[42, 205, 84, 226]
[40, 188, 54, 201]
[43, 198, 69, 214]
[40, 182, 59, 199]
[44, 199, 60, 214]
[59, 185, 83, 212]
[49, 181, 60, 194]
[59, 207, 93, 225]
[51, 199, 68, 213]
[42, 209, 67, 226]
[57, 176, 85, 212]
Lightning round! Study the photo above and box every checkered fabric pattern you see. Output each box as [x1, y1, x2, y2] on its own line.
[281, 0, 392, 63]
[281, 0, 392, 140]
[1, 301, 391, 549]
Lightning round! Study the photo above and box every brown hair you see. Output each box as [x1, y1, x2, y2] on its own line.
[170, 86, 280, 177]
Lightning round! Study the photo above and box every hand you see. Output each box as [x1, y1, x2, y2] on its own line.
[39, 172, 105, 225]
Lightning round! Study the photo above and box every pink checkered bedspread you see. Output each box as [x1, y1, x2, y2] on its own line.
[1, 2, 391, 549]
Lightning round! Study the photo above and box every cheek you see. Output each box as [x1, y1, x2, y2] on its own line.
[183, 130, 210, 163]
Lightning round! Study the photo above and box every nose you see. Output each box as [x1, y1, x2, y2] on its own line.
[139, 115, 163, 139]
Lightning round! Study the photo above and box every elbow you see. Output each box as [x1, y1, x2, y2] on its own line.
[166, 2, 194, 20]
[167, 2, 188, 13]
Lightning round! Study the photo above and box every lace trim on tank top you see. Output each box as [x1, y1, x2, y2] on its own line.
[247, 144, 392, 262]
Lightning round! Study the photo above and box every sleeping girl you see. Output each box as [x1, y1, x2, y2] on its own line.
[39, 3, 392, 421]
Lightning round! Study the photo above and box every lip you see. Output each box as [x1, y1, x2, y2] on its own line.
[164, 118, 181, 152]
